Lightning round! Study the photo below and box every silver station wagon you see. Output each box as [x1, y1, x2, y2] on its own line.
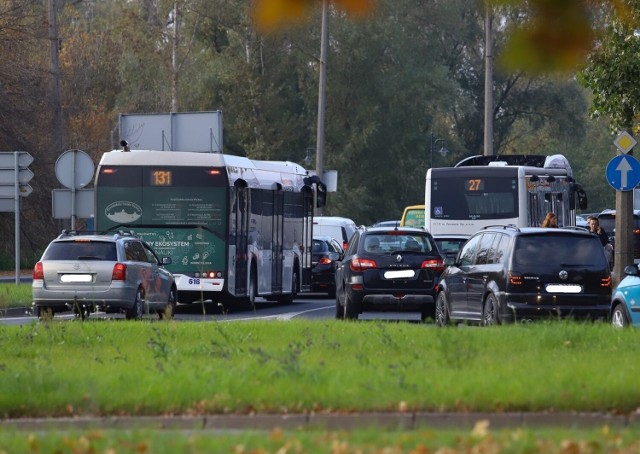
[32, 231, 176, 319]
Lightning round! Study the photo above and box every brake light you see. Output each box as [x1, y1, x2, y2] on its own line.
[509, 272, 522, 285]
[319, 257, 333, 265]
[350, 258, 377, 271]
[342, 241, 348, 251]
[601, 276, 612, 288]
[33, 262, 44, 280]
[112, 263, 127, 281]
[421, 258, 445, 272]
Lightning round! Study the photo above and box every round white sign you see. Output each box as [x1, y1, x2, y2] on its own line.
[55, 149, 95, 189]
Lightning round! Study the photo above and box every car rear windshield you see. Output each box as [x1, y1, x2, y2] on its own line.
[43, 241, 118, 261]
[512, 235, 607, 268]
[362, 233, 436, 254]
[312, 239, 329, 253]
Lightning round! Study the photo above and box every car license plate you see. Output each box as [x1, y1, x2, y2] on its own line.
[384, 270, 415, 279]
[545, 284, 582, 294]
[60, 274, 92, 283]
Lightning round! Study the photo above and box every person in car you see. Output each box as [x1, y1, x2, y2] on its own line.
[541, 212, 558, 228]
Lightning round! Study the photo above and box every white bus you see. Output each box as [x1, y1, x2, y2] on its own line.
[95, 149, 326, 306]
[425, 154, 587, 237]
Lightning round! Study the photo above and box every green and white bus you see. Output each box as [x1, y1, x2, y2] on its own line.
[95, 149, 324, 305]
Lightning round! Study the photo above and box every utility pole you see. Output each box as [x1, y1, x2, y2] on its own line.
[483, 5, 494, 156]
[314, 0, 329, 216]
[48, 0, 64, 155]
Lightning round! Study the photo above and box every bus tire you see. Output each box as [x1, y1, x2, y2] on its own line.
[277, 269, 298, 304]
[248, 267, 257, 307]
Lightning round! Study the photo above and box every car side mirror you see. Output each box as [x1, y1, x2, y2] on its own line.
[162, 257, 172, 266]
[624, 265, 639, 277]
[328, 252, 340, 261]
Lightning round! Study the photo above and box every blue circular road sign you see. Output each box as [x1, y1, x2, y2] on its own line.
[606, 155, 640, 191]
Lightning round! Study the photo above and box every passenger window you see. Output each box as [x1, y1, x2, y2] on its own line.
[125, 241, 147, 262]
[494, 234, 509, 265]
[475, 233, 495, 265]
[458, 234, 481, 267]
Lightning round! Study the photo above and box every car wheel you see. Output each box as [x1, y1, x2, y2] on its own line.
[612, 304, 629, 328]
[344, 292, 358, 320]
[126, 288, 144, 320]
[482, 293, 499, 326]
[335, 290, 344, 320]
[435, 292, 450, 327]
[159, 286, 177, 320]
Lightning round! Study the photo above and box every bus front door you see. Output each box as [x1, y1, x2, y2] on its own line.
[272, 191, 284, 293]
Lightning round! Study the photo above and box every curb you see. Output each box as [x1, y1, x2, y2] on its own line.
[0, 412, 637, 431]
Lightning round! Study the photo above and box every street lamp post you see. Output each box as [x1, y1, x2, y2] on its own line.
[430, 132, 449, 168]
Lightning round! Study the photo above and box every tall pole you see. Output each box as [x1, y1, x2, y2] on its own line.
[430, 133, 434, 169]
[315, 0, 329, 216]
[48, 0, 64, 155]
[483, 5, 494, 156]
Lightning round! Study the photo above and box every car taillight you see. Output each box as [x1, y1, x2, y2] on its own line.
[421, 258, 445, 273]
[509, 272, 522, 285]
[33, 262, 44, 280]
[601, 276, 612, 288]
[112, 263, 127, 281]
[350, 258, 377, 271]
[319, 257, 333, 265]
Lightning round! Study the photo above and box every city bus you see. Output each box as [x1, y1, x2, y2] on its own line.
[94, 149, 325, 305]
[425, 154, 587, 236]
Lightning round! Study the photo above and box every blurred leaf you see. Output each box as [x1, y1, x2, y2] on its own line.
[252, 0, 373, 31]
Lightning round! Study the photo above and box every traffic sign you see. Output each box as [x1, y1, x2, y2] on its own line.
[0, 184, 32, 197]
[606, 155, 640, 191]
[0, 152, 33, 169]
[0, 168, 34, 185]
[614, 131, 637, 154]
[55, 149, 94, 189]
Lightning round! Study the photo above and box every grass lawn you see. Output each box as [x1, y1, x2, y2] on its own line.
[1, 317, 638, 451]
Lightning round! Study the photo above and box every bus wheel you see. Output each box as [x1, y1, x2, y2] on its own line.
[277, 270, 297, 304]
[248, 269, 257, 306]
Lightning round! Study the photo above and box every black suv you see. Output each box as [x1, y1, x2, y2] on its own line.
[435, 226, 612, 326]
[334, 226, 445, 321]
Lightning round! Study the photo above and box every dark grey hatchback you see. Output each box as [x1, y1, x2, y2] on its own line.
[436, 226, 612, 326]
[334, 226, 445, 321]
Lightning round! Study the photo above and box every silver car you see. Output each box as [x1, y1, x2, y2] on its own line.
[32, 231, 176, 319]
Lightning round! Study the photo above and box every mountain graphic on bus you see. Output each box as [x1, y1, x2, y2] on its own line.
[105, 201, 142, 223]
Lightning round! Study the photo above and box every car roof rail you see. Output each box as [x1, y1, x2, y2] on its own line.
[483, 224, 518, 232]
[560, 226, 590, 232]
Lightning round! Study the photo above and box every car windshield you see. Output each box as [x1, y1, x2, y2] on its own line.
[42, 241, 118, 261]
[513, 235, 607, 268]
[363, 234, 435, 254]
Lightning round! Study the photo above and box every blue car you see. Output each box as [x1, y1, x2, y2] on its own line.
[611, 265, 640, 327]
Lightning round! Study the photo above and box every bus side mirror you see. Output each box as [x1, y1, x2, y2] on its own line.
[316, 182, 327, 208]
[576, 188, 587, 210]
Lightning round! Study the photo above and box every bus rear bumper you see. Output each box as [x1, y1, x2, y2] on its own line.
[174, 275, 224, 292]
